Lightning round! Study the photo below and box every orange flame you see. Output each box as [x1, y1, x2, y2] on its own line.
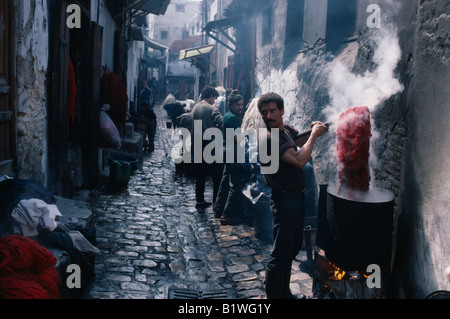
[328, 262, 347, 281]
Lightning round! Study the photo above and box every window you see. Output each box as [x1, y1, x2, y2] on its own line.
[161, 30, 168, 40]
[284, 0, 305, 68]
[176, 4, 185, 12]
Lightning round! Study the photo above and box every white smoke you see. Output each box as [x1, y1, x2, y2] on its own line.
[321, 8, 405, 194]
[323, 24, 404, 124]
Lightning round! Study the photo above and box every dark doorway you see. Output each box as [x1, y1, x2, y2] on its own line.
[48, 0, 70, 196]
[48, 0, 103, 196]
[0, 0, 16, 177]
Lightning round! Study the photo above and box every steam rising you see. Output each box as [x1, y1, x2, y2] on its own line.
[323, 24, 404, 124]
[328, 184, 395, 204]
[322, 12, 404, 196]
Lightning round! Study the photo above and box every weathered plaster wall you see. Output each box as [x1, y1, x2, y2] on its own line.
[127, 40, 145, 105]
[153, 0, 201, 47]
[303, 0, 327, 47]
[251, 0, 450, 298]
[91, 0, 116, 71]
[394, 0, 450, 298]
[14, 0, 49, 184]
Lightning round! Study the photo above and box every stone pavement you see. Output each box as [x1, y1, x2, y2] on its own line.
[85, 104, 314, 300]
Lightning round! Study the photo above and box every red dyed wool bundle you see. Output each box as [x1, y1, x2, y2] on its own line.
[0, 235, 61, 299]
[99, 72, 129, 131]
[336, 106, 372, 196]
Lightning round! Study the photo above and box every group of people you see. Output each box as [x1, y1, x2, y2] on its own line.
[188, 86, 329, 299]
[189, 87, 247, 226]
[135, 84, 328, 299]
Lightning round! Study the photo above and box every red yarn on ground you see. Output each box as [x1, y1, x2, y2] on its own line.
[336, 106, 372, 197]
[0, 235, 61, 299]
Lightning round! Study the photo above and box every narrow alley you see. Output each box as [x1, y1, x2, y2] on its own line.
[86, 104, 314, 300]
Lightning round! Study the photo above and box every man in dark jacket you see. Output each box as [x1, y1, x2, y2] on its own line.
[191, 86, 223, 210]
[258, 92, 328, 299]
[214, 90, 246, 225]
[136, 102, 157, 152]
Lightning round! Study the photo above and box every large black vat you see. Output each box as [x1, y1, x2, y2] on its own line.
[324, 186, 395, 271]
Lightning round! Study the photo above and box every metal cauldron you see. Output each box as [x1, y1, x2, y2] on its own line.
[321, 185, 395, 271]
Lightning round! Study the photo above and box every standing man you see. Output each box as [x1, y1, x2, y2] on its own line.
[191, 86, 223, 210]
[213, 90, 246, 225]
[257, 92, 328, 299]
[136, 102, 157, 152]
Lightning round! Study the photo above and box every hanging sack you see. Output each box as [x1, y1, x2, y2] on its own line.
[99, 110, 121, 149]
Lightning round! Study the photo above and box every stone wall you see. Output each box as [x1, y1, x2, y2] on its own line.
[14, 0, 49, 184]
[394, 0, 450, 298]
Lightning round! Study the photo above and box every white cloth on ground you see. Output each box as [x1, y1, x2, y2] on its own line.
[11, 199, 62, 237]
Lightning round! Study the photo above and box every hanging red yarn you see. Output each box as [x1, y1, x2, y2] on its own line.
[99, 72, 129, 133]
[67, 58, 77, 137]
[336, 106, 372, 197]
[0, 235, 61, 299]
[68, 58, 77, 121]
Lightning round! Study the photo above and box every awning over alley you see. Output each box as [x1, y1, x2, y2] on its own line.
[145, 36, 169, 52]
[178, 44, 216, 73]
[114, 0, 171, 26]
[203, 16, 240, 53]
[179, 45, 215, 60]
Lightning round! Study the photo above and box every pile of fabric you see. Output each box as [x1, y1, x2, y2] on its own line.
[0, 177, 99, 299]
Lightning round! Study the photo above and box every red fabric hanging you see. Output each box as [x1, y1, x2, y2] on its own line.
[99, 72, 128, 133]
[68, 58, 77, 121]
[67, 58, 77, 137]
[0, 235, 61, 299]
[336, 106, 372, 197]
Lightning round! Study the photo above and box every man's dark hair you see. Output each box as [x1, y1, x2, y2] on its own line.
[258, 92, 284, 111]
[201, 86, 219, 100]
[228, 90, 243, 106]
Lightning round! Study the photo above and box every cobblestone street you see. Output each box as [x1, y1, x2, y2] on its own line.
[86, 105, 314, 300]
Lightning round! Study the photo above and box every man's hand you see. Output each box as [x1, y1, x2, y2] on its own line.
[310, 121, 329, 139]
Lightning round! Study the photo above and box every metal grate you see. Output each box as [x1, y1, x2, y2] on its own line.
[168, 288, 234, 299]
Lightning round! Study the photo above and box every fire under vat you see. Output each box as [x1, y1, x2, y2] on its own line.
[312, 106, 395, 299]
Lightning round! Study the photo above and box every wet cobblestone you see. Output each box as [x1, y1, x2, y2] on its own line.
[86, 105, 314, 300]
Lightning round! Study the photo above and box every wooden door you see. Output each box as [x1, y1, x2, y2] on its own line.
[48, 0, 70, 196]
[80, 21, 103, 188]
[0, 0, 16, 176]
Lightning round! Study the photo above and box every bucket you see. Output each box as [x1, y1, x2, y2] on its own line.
[109, 160, 131, 188]
[325, 187, 395, 271]
[108, 153, 138, 172]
